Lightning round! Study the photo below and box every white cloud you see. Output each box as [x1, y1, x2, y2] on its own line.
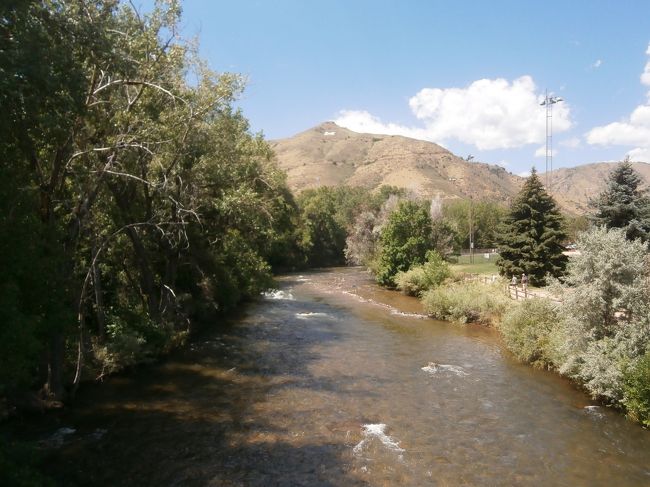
[642, 43, 650, 86]
[587, 122, 650, 146]
[628, 147, 650, 162]
[518, 171, 531, 177]
[586, 42, 650, 162]
[560, 137, 581, 148]
[334, 75, 572, 151]
[334, 110, 423, 139]
[534, 146, 557, 158]
[592, 59, 603, 69]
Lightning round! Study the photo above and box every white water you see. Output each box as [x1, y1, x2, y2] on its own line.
[421, 362, 469, 377]
[262, 289, 295, 300]
[353, 423, 405, 460]
[295, 312, 332, 319]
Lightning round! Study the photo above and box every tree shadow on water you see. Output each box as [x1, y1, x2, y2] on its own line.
[35, 288, 372, 486]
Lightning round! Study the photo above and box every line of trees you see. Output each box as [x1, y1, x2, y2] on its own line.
[0, 0, 302, 407]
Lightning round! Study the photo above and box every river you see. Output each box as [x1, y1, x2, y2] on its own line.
[23, 267, 650, 486]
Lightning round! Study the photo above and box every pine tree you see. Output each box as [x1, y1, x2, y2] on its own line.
[497, 169, 567, 285]
[592, 159, 650, 242]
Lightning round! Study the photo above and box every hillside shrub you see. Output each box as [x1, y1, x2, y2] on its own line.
[556, 227, 650, 406]
[422, 282, 511, 325]
[499, 299, 562, 369]
[623, 352, 650, 427]
[395, 251, 450, 296]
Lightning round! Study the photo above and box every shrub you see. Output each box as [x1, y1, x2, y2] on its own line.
[395, 251, 451, 296]
[623, 352, 650, 426]
[421, 282, 511, 325]
[499, 299, 563, 369]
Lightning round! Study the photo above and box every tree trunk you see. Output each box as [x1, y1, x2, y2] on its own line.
[110, 183, 160, 321]
[92, 245, 106, 340]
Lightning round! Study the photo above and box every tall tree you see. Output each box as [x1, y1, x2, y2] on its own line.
[497, 169, 567, 285]
[592, 159, 650, 242]
[0, 0, 301, 404]
[373, 200, 435, 287]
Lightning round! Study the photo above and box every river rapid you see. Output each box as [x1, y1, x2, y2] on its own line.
[22, 267, 650, 485]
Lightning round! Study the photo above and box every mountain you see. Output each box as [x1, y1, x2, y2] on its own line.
[270, 122, 522, 204]
[270, 121, 650, 214]
[550, 162, 650, 214]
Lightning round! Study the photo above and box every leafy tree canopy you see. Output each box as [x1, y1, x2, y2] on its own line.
[373, 200, 435, 287]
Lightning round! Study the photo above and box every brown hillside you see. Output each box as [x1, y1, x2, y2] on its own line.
[551, 162, 650, 214]
[271, 121, 650, 214]
[270, 122, 522, 204]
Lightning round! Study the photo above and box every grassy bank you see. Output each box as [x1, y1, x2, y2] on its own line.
[450, 254, 499, 275]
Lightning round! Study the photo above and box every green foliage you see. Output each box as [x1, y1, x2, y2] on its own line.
[623, 352, 650, 427]
[395, 251, 451, 296]
[0, 1, 302, 402]
[499, 299, 562, 369]
[421, 282, 511, 325]
[592, 159, 650, 242]
[344, 188, 407, 266]
[497, 169, 568, 285]
[297, 188, 349, 267]
[373, 200, 435, 287]
[443, 199, 508, 250]
[450, 254, 499, 275]
[559, 227, 647, 340]
[298, 185, 402, 267]
[555, 227, 650, 404]
[563, 214, 591, 244]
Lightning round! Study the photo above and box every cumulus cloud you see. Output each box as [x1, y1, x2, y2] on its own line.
[592, 59, 603, 69]
[586, 42, 650, 162]
[642, 44, 650, 86]
[334, 110, 424, 140]
[628, 147, 650, 162]
[334, 75, 572, 151]
[534, 146, 557, 158]
[560, 137, 581, 148]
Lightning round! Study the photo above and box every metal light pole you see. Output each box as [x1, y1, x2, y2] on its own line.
[469, 196, 474, 264]
[540, 91, 563, 192]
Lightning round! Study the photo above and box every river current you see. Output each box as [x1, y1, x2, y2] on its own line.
[28, 268, 650, 485]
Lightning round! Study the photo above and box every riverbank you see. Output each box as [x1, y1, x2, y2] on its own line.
[408, 275, 650, 428]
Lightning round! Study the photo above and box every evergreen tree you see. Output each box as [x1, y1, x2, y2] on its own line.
[497, 169, 567, 285]
[592, 159, 650, 242]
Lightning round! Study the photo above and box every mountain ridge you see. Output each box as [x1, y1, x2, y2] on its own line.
[270, 121, 650, 214]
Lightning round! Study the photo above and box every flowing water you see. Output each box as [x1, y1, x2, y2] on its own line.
[21, 268, 650, 485]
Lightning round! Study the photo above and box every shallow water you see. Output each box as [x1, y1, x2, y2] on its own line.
[23, 268, 650, 485]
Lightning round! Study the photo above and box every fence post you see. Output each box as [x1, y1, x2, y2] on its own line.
[515, 287, 519, 300]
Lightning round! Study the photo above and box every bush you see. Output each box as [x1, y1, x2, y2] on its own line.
[421, 282, 511, 325]
[395, 251, 450, 296]
[499, 299, 562, 369]
[623, 352, 650, 427]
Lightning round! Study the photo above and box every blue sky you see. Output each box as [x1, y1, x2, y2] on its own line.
[162, 0, 650, 175]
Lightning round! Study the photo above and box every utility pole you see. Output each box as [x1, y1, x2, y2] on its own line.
[469, 196, 474, 264]
[540, 91, 563, 193]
